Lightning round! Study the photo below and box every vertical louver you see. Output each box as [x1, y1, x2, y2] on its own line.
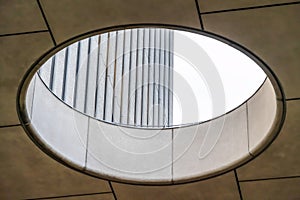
[39, 28, 174, 127]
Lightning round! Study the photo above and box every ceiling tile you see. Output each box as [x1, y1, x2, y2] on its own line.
[240, 178, 300, 200]
[0, 126, 111, 200]
[0, 0, 47, 35]
[202, 4, 300, 98]
[0, 33, 53, 126]
[112, 172, 240, 200]
[39, 0, 201, 44]
[198, 0, 298, 13]
[237, 100, 300, 180]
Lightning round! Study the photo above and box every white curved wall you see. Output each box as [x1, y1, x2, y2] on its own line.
[25, 74, 278, 184]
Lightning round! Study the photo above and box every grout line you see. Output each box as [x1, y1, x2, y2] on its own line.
[109, 181, 118, 200]
[171, 129, 174, 183]
[0, 30, 49, 37]
[201, 1, 300, 15]
[84, 117, 90, 169]
[239, 175, 300, 182]
[194, 0, 204, 30]
[0, 124, 21, 129]
[24, 191, 112, 200]
[245, 102, 251, 156]
[36, 0, 57, 46]
[286, 97, 300, 101]
[234, 170, 243, 200]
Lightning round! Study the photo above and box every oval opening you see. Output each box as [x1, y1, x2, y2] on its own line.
[33, 28, 266, 128]
[19, 26, 285, 185]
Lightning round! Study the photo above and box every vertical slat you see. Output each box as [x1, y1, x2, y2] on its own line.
[153, 28, 160, 127]
[169, 30, 174, 125]
[52, 48, 66, 98]
[135, 29, 144, 126]
[85, 35, 99, 116]
[37, 28, 175, 128]
[141, 29, 150, 126]
[61, 47, 69, 101]
[128, 29, 138, 125]
[121, 29, 131, 124]
[104, 31, 117, 121]
[159, 29, 165, 126]
[95, 33, 108, 119]
[39, 57, 53, 87]
[164, 29, 170, 126]
[49, 55, 56, 90]
[113, 30, 124, 123]
[148, 28, 155, 126]
[75, 38, 89, 112]
[64, 42, 78, 106]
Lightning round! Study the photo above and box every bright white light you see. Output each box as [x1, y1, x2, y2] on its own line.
[173, 30, 266, 124]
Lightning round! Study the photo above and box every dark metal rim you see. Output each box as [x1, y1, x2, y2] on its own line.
[16, 23, 286, 186]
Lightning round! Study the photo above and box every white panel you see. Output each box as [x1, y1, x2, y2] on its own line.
[120, 30, 131, 124]
[113, 31, 124, 123]
[142, 29, 150, 126]
[247, 78, 277, 155]
[86, 118, 172, 183]
[64, 42, 78, 106]
[85, 36, 99, 116]
[148, 29, 155, 126]
[75, 38, 89, 112]
[52, 48, 66, 98]
[135, 29, 144, 126]
[32, 76, 88, 168]
[169, 31, 174, 125]
[38, 56, 53, 87]
[95, 33, 108, 119]
[159, 29, 165, 126]
[153, 29, 160, 127]
[128, 29, 138, 125]
[173, 104, 249, 182]
[104, 31, 117, 121]
[164, 29, 170, 126]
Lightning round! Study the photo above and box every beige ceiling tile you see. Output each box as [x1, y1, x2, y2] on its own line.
[0, 33, 53, 126]
[39, 0, 200, 44]
[0, 0, 47, 35]
[240, 178, 300, 200]
[112, 172, 240, 200]
[202, 4, 300, 98]
[0, 126, 111, 200]
[237, 100, 300, 180]
[198, 0, 298, 13]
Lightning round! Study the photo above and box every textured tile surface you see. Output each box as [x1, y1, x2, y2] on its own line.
[203, 4, 300, 98]
[240, 178, 300, 200]
[40, 0, 200, 43]
[247, 79, 277, 154]
[237, 100, 300, 180]
[32, 77, 89, 168]
[113, 172, 240, 200]
[0, 126, 111, 200]
[173, 104, 248, 182]
[86, 118, 172, 183]
[0, 0, 47, 35]
[198, 0, 298, 12]
[0, 33, 53, 126]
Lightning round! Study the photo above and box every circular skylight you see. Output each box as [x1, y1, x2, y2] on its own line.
[18, 26, 284, 185]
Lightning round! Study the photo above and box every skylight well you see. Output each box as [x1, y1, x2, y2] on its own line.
[18, 26, 284, 185]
